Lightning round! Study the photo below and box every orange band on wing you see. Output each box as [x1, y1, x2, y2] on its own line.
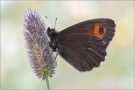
[87, 23, 107, 39]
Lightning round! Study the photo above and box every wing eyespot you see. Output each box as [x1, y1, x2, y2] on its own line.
[99, 27, 104, 34]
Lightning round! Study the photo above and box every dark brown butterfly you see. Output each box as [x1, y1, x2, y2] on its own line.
[47, 18, 115, 71]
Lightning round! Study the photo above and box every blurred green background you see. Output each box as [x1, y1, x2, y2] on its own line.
[1, 1, 134, 89]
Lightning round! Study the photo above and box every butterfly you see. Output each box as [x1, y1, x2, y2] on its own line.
[47, 18, 115, 71]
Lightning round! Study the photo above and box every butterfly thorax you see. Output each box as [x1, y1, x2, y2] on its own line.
[47, 27, 59, 52]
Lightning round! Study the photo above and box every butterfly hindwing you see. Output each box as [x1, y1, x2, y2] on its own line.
[58, 33, 107, 71]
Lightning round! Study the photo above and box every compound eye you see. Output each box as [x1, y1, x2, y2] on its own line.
[47, 27, 51, 37]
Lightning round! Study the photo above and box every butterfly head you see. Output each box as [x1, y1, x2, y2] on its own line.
[47, 27, 59, 52]
[47, 27, 57, 39]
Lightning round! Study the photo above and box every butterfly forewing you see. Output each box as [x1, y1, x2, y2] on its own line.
[58, 18, 115, 46]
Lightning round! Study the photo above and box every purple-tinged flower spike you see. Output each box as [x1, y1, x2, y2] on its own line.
[24, 9, 57, 80]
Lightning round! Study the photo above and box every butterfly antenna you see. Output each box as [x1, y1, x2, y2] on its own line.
[54, 18, 57, 29]
[45, 16, 54, 28]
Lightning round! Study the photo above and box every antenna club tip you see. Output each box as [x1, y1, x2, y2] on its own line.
[45, 16, 48, 18]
